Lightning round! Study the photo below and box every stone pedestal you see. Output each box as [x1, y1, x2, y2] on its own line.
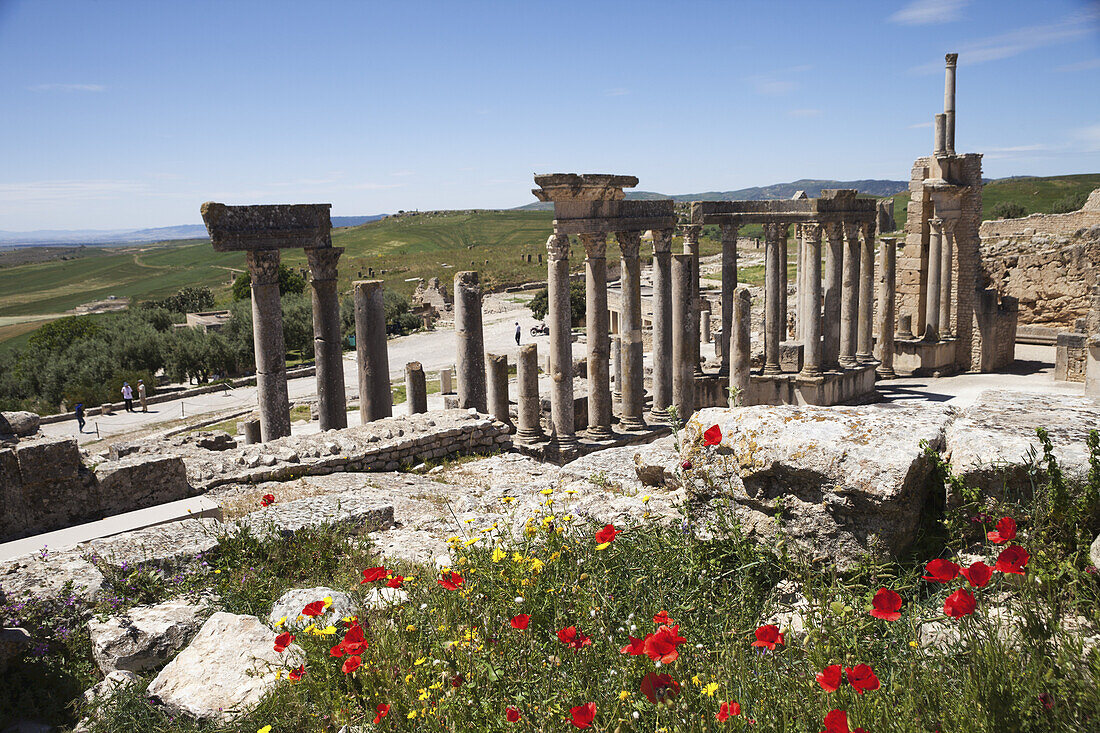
[823, 222, 844, 369]
[839, 222, 861, 367]
[618, 231, 645, 430]
[306, 246, 347, 430]
[719, 224, 739, 372]
[877, 237, 898, 379]
[546, 234, 577, 450]
[454, 271, 487, 412]
[582, 233, 612, 439]
[857, 223, 875, 362]
[672, 253, 695, 419]
[650, 229, 674, 421]
[730, 286, 752, 405]
[246, 250, 292, 441]
[516, 343, 543, 444]
[487, 353, 510, 427]
[763, 223, 786, 376]
[440, 368, 453, 395]
[800, 224, 823, 377]
[405, 361, 427, 414]
[354, 280, 392, 422]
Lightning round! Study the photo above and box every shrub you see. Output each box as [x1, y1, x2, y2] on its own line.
[232, 265, 306, 301]
[1050, 192, 1088, 214]
[528, 279, 586, 324]
[991, 201, 1028, 220]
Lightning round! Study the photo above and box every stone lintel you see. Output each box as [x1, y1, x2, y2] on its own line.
[690, 196, 876, 226]
[201, 202, 332, 252]
[553, 215, 678, 236]
[532, 173, 639, 202]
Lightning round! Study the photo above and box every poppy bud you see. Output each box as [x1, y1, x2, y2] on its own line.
[681, 460, 692, 470]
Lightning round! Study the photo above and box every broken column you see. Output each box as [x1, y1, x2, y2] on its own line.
[244, 249, 292, 440]
[924, 218, 944, 341]
[718, 223, 739, 372]
[939, 218, 956, 337]
[354, 280, 392, 422]
[857, 222, 876, 362]
[546, 233, 576, 449]
[440, 367, 453, 395]
[701, 310, 711, 344]
[650, 229, 674, 421]
[822, 222, 844, 370]
[944, 53, 957, 155]
[516, 343, 543, 444]
[454, 271, 487, 412]
[876, 237, 898, 379]
[730, 286, 752, 404]
[617, 230, 645, 430]
[839, 221, 861, 367]
[486, 353, 510, 427]
[682, 224, 702, 373]
[405, 361, 427, 414]
[799, 223, 823, 378]
[581, 233, 612, 439]
[672, 253, 695, 418]
[612, 336, 622, 399]
[763, 222, 786, 375]
[306, 246, 347, 430]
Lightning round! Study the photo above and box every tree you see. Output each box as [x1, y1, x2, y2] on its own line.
[990, 201, 1027, 220]
[1051, 192, 1088, 214]
[142, 286, 215, 313]
[232, 265, 307, 301]
[527, 280, 585, 325]
[340, 289, 421, 340]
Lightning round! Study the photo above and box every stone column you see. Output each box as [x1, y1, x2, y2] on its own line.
[795, 228, 805, 341]
[939, 218, 956, 337]
[682, 225, 702, 374]
[617, 230, 645, 430]
[650, 229, 674, 421]
[779, 230, 789, 339]
[839, 222, 861, 367]
[934, 113, 947, 156]
[822, 222, 844, 370]
[306, 246, 347, 431]
[516, 343, 543, 444]
[672, 253, 695, 419]
[405, 361, 427, 414]
[546, 234, 576, 449]
[246, 249, 292, 441]
[924, 218, 944, 341]
[857, 222, 876, 362]
[486, 353, 510, 426]
[730, 286, 752, 405]
[454, 271, 487, 412]
[762, 222, 787, 376]
[701, 310, 711, 343]
[354, 279, 392, 422]
[718, 223, 739, 373]
[876, 237, 898, 379]
[799, 224, 823, 377]
[944, 53, 958, 156]
[581, 233, 612, 439]
[612, 336, 622, 399]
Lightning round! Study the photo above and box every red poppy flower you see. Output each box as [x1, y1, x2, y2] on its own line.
[717, 701, 741, 722]
[506, 706, 521, 723]
[273, 631, 295, 653]
[438, 572, 465, 590]
[751, 624, 784, 650]
[557, 626, 593, 651]
[644, 624, 687, 663]
[987, 516, 1017, 544]
[338, 624, 368, 656]
[386, 575, 404, 589]
[652, 610, 676, 625]
[342, 655, 362, 674]
[960, 560, 993, 588]
[845, 664, 879, 694]
[260, 493, 275, 507]
[373, 703, 390, 723]
[510, 614, 530, 630]
[301, 600, 326, 617]
[620, 635, 647, 655]
[816, 664, 842, 692]
[681, 460, 693, 470]
[995, 544, 1030, 575]
[288, 664, 305, 681]
[703, 424, 722, 446]
[450, 673, 465, 688]
[569, 702, 596, 729]
[944, 588, 976, 618]
[595, 524, 621, 544]
[922, 558, 961, 583]
[361, 566, 388, 583]
[822, 709, 853, 733]
[870, 587, 903, 620]
[640, 671, 681, 705]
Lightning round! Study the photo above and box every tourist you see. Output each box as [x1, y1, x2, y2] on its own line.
[74, 402, 85, 433]
[515, 321, 521, 346]
[138, 379, 147, 412]
[121, 382, 134, 412]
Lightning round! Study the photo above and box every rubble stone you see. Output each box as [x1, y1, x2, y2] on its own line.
[88, 597, 209, 674]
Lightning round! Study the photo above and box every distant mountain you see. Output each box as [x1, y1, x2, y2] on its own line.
[515, 178, 910, 210]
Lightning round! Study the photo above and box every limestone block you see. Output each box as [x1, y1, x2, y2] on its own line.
[681, 403, 957, 569]
[94, 455, 193, 516]
[0, 411, 40, 437]
[268, 587, 359, 631]
[559, 436, 680, 495]
[88, 598, 209, 674]
[147, 612, 305, 722]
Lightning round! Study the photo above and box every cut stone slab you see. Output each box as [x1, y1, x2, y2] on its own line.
[944, 391, 1100, 503]
[146, 611, 304, 722]
[559, 436, 681, 493]
[268, 587, 359, 631]
[237, 492, 393, 539]
[681, 403, 957, 569]
[88, 597, 210, 674]
[0, 411, 40, 438]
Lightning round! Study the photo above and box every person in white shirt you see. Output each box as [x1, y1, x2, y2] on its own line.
[121, 382, 134, 413]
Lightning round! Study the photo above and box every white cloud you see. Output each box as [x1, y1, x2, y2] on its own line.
[748, 65, 812, 96]
[889, 0, 969, 25]
[909, 121, 934, 129]
[788, 108, 822, 118]
[982, 144, 1051, 160]
[0, 179, 146, 203]
[28, 83, 105, 92]
[1075, 124, 1100, 153]
[605, 88, 629, 97]
[1056, 58, 1100, 72]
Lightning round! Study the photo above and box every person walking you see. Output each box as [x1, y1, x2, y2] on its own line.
[138, 379, 148, 412]
[121, 382, 134, 412]
[75, 402, 85, 433]
[515, 321, 521, 346]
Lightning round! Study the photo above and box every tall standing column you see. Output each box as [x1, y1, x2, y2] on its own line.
[780, 230, 789, 338]
[246, 249, 292, 441]
[516, 343, 543, 444]
[306, 246, 347, 431]
[730, 286, 752, 405]
[581, 233, 612, 439]
[795, 227, 805, 341]
[924, 218, 944, 341]
[939, 219, 956, 337]
[671, 253, 695, 419]
[822, 222, 844, 369]
[799, 224, 823, 377]
[857, 222, 876, 362]
[944, 53, 958, 155]
[354, 279, 392, 423]
[682, 225, 702, 374]
[762, 222, 786, 376]
[650, 229, 674, 421]
[405, 361, 427, 414]
[718, 223, 739, 373]
[546, 234, 576, 449]
[839, 222, 861, 367]
[876, 237, 898, 379]
[486, 353, 510, 427]
[454, 271, 487, 411]
[617, 230, 645, 430]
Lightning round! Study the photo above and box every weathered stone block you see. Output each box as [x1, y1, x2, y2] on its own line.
[88, 598, 209, 674]
[93, 455, 192, 516]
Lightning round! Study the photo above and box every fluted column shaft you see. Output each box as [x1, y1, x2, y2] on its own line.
[546, 234, 576, 450]
[617, 230, 645, 430]
[800, 224, 823, 377]
[682, 225, 702, 374]
[719, 223, 739, 373]
[939, 219, 956, 337]
[306, 246, 347, 430]
[924, 218, 944, 341]
[857, 222, 876, 362]
[839, 222, 861, 367]
[581, 233, 612, 439]
[876, 237, 898, 379]
[822, 222, 844, 370]
[763, 222, 787, 376]
[354, 279, 392, 422]
[650, 229, 674, 420]
[780, 231, 789, 339]
[671, 253, 695, 419]
[247, 249, 291, 441]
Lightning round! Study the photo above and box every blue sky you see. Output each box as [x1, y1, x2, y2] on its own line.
[1, 0, 1098, 230]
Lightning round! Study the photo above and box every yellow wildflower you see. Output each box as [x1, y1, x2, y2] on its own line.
[703, 682, 720, 697]
[302, 624, 316, 634]
[502, 496, 516, 504]
[415, 657, 428, 666]
[540, 488, 553, 495]
[258, 726, 272, 733]
[463, 537, 480, 547]
[595, 542, 611, 551]
[619, 690, 630, 701]
[406, 624, 416, 632]
[317, 625, 337, 636]
[322, 596, 333, 608]
[273, 616, 287, 628]
[492, 547, 506, 563]
[419, 688, 430, 701]
[692, 675, 702, 686]
[407, 711, 417, 719]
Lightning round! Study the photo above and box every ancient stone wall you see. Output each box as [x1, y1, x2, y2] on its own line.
[978, 188, 1100, 239]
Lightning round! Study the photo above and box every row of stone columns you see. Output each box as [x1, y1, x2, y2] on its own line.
[923, 217, 958, 341]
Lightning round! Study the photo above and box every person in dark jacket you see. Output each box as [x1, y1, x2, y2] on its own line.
[75, 402, 85, 433]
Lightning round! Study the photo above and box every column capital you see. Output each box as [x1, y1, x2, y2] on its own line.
[579, 232, 607, 260]
[823, 221, 845, 243]
[546, 233, 570, 262]
[860, 220, 876, 241]
[801, 222, 823, 243]
[942, 218, 958, 234]
[945, 53, 958, 66]
[616, 230, 642, 259]
[680, 224, 701, 247]
[841, 220, 862, 241]
[762, 221, 788, 242]
[245, 248, 281, 285]
[720, 222, 740, 246]
[651, 228, 673, 254]
[929, 217, 945, 233]
[306, 246, 344, 281]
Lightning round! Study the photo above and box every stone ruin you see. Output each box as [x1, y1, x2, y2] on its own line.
[412, 276, 452, 315]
